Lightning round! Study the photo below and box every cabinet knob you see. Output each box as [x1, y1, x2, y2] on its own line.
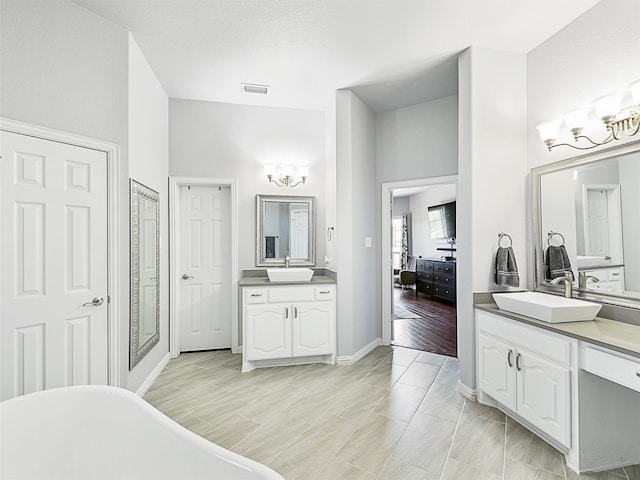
[250, 293, 263, 297]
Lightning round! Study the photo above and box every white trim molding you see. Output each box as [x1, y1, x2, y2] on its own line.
[135, 352, 171, 397]
[0, 117, 122, 387]
[457, 381, 477, 401]
[336, 337, 382, 364]
[380, 175, 459, 346]
[169, 177, 239, 358]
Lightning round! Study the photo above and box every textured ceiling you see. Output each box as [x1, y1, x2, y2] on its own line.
[72, 0, 600, 112]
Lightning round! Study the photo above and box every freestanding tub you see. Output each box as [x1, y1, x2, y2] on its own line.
[0, 385, 284, 480]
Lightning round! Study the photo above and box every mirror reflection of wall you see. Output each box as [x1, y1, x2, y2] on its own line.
[538, 149, 640, 297]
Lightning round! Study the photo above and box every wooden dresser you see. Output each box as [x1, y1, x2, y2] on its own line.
[416, 259, 456, 304]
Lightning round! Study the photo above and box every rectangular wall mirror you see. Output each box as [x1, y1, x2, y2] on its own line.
[130, 179, 160, 369]
[256, 194, 315, 267]
[533, 140, 640, 308]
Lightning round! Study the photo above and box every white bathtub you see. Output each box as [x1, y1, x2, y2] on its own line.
[0, 385, 284, 480]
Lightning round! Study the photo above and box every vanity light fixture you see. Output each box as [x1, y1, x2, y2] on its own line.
[537, 79, 640, 151]
[264, 164, 309, 187]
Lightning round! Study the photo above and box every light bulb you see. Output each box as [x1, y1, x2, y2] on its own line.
[564, 109, 589, 137]
[629, 80, 640, 105]
[536, 121, 560, 149]
[593, 93, 622, 124]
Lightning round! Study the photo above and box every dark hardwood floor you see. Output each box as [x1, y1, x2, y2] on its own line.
[393, 287, 457, 357]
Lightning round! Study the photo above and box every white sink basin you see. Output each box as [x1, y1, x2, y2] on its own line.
[266, 268, 314, 283]
[492, 292, 602, 323]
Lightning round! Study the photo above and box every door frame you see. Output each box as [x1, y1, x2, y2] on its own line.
[169, 177, 239, 357]
[1, 117, 122, 387]
[380, 174, 458, 345]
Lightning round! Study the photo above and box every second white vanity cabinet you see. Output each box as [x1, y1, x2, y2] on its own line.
[242, 284, 335, 371]
[477, 310, 575, 447]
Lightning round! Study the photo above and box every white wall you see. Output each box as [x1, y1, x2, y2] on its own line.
[392, 197, 410, 216]
[127, 35, 170, 392]
[376, 96, 458, 183]
[409, 185, 457, 259]
[458, 48, 528, 390]
[527, 0, 640, 170]
[0, 0, 138, 388]
[336, 90, 379, 355]
[168, 99, 326, 273]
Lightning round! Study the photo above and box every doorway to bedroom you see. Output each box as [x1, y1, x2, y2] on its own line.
[386, 178, 458, 357]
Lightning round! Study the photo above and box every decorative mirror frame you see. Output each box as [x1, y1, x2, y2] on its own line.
[256, 194, 316, 267]
[129, 179, 160, 369]
[532, 139, 640, 310]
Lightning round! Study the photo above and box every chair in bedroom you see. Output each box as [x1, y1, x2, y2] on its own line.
[395, 256, 417, 291]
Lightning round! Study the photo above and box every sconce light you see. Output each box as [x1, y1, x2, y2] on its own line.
[264, 164, 309, 187]
[537, 80, 640, 151]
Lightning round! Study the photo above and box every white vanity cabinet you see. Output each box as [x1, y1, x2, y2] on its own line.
[242, 285, 336, 372]
[477, 310, 575, 448]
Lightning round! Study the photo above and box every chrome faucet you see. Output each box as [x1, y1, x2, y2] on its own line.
[284, 251, 290, 268]
[551, 275, 573, 298]
[578, 272, 600, 289]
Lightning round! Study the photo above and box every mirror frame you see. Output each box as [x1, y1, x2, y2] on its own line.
[129, 179, 160, 370]
[256, 194, 316, 267]
[532, 139, 640, 309]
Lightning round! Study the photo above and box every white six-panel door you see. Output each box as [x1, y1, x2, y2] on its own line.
[1, 131, 109, 400]
[179, 185, 231, 351]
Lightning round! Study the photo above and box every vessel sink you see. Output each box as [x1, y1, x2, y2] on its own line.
[266, 268, 314, 282]
[492, 292, 602, 323]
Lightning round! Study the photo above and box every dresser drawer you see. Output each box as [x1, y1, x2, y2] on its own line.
[582, 346, 640, 393]
[416, 260, 433, 273]
[433, 284, 455, 300]
[433, 272, 454, 287]
[417, 271, 433, 281]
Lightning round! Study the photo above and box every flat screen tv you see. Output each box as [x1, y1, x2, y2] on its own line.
[428, 201, 456, 239]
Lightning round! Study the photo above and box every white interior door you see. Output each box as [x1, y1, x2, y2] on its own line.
[289, 206, 308, 258]
[1, 131, 109, 401]
[180, 185, 231, 351]
[585, 188, 610, 256]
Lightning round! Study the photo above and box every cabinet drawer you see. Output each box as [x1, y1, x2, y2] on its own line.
[268, 287, 314, 303]
[477, 311, 574, 367]
[433, 285, 455, 300]
[433, 272, 454, 286]
[314, 286, 335, 301]
[417, 271, 433, 281]
[244, 289, 267, 304]
[582, 347, 640, 393]
[417, 260, 433, 273]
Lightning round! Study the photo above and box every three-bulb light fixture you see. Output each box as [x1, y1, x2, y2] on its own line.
[264, 164, 309, 187]
[537, 80, 640, 151]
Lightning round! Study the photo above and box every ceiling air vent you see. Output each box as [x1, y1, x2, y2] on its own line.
[241, 83, 269, 95]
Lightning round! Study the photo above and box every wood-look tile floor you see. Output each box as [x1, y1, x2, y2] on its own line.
[144, 347, 638, 480]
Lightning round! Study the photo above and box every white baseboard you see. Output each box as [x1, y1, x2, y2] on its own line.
[336, 337, 383, 364]
[457, 381, 477, 401]
[135, 352, 171, 397]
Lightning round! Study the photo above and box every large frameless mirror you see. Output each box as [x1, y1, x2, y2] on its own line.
[533, 140, 640, 308]
[256, 194, 316, 267]
[130, 179, 160, 369]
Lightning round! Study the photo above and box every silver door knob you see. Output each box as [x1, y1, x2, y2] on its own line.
[182, 274, 194, 280]
[83, 297, 104, 307]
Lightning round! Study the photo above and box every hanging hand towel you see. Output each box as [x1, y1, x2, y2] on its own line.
[545, 245, 573, 280]
[495, 246, 520, 287]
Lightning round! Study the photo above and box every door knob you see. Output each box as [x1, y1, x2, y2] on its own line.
[182, 274, 194, 280]
[83, 297, 104, 307]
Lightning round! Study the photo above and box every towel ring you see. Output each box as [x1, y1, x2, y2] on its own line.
[498, 232, 512, 248]
[547, 231, 565, 247]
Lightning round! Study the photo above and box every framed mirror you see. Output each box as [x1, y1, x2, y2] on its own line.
[532, 140, 640, 308]
[256, 194, 316, 267]
[130, 179, 160, 369]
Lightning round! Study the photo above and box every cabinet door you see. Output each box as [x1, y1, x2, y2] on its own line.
[478, 332, 516, 411]
[245, 304, 292, 361]
[292, 302, 335, 356]
[516, 348, 571, 447]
